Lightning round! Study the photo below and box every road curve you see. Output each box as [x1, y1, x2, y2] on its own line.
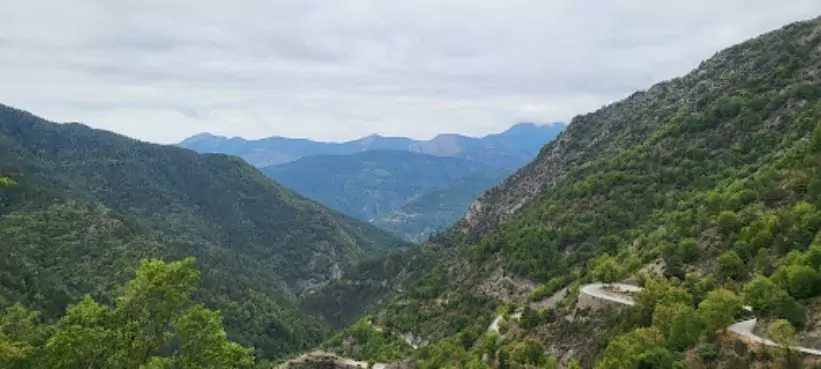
[580, 282, 643, 306]
[728, 318, 821, 356]
[579, 283, 821, 357]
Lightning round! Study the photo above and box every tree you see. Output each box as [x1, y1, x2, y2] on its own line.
[677, 238, 700, 263]
[653, 303, 703, 351]
[510, 340, 545, 367]
[698, 289, 742, 334]
[754, 248, 774, 275]
[805, 243, 821, 270]
[768, 319, 797, 368]
[0, 304, 42, 368]
[596, 328, 666, 369]
[769, 319, 796, 348]
[635, 278, 693, 324]
[743, 275, 791, 314]
[775, 264, 821, 299]
[519, 306, 541, 330]
[716, 250, 746, 281]
[172, 306, 254, 369]
[592, 255, 624, 285]
[717, 211, 741, 235]
[41, 258, 253, 369]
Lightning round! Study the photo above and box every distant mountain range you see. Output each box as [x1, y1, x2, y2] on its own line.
[177, 122, 564, 168]
[179, 122, 565, 241]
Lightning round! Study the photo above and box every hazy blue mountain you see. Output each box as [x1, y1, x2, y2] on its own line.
[178, 122, 565, 167]
[371, 169, 514, 242]
[184, 122, 564, 242]
[260, 150, 499, 222]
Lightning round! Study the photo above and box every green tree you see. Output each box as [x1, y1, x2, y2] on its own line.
[769, 319, 796, 348]
[716, 250, 746, 281]
[41, 258, 253, 369]
[653, 303, 703, 351]
[774, 264, 821, 299]
[768, 319, 797, 368]
[754, 248, 774, 275]
[717, 211, 741, 235]
[635, 278, 693, 324]
[596, 328, 666, 369]
[510, 340, 545, 366]
[698, 289, 742, 334]
[0, 303, 41, 368]
[805, 243, 821, 270]
[519, 306, 541, 330]
[743, 275, 790, 314]
[592, 255, 624, 285]
[677, 238, 700, 263]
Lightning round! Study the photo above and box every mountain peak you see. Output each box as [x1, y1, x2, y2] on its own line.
[179, 132, 225, 144]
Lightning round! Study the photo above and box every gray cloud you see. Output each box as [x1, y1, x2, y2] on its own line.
[1, 0, 820, 143]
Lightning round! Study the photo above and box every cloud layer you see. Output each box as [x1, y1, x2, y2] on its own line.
[1, 1, 820, 143]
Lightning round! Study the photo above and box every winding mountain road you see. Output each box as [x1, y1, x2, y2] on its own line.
[580, 282, 642, 306]
[579, 283, 821, 356]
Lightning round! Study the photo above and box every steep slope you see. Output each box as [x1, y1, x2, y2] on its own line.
[178, 122, 564, 168]
[0, 104, 407, 360]
[324, 16, 821, 368]
[261, 150, 501, 222]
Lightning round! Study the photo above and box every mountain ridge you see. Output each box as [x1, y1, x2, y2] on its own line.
[0, 103, 408, 361]
[178, 122, 565, 168]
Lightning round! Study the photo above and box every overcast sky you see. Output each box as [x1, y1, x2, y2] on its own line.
[1, 1, 820, 143]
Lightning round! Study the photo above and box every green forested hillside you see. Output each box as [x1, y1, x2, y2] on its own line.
[0, 105, 406, 362]
[372, 170, 512, 242]
[325, 16, 821, 369]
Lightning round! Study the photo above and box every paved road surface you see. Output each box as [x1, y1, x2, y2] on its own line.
[728, 318, 821, 356]
[580, 283, 821, 357]
[580, 282, 642, 306]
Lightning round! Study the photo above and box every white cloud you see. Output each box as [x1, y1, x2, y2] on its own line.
[0, 0, 819, 143]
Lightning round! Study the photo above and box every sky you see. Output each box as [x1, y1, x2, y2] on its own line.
[1, 1, 820, 144]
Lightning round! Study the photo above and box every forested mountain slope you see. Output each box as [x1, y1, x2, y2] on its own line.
[372, 170, 513, 242]
[0, 105, 407, 361]
[324, 16, 821, 369]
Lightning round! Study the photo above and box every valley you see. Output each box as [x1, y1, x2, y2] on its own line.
[1, 6, 821, 369]
[184, 123, 564, 242]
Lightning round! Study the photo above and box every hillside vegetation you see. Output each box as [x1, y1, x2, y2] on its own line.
[372, 170, 514, 242]
[0, 105, 406, 362]
[325, 16, 821, 369]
